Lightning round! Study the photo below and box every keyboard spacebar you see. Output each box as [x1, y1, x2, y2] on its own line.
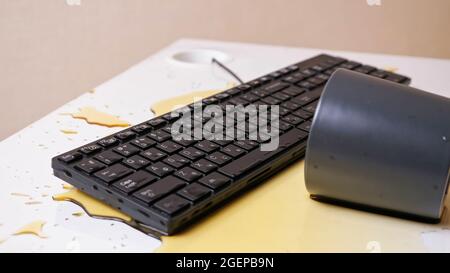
[219, 128, 308, 178]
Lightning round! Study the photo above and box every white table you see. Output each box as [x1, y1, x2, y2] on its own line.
[1, 39, 449, 252]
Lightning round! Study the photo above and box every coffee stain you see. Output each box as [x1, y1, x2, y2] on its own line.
[11, 193, 31, 198]
[25, 201, 42, 205]
[72, 212, 84, 217]
[70, 107, 131, 127]
[62, 184, 74, 190]
[51, 87, 448, 252]
[60, 129, 78, 135]
[53, 188, 131, 222]
[150, 90, 222, 115]
[13, 220, 47, 238]
[384, 66, 399, 73]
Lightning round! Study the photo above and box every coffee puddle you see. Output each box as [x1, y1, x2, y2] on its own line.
[13, 220, 47, 238]
[69, 107, 131, 127]
[51, 88, 449, 252]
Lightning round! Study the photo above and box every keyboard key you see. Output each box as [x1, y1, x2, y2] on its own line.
[113, 144, 140, 157]
[339, 61, 361, 70]
[273, 120, 293, 131]
[95, 150, 123, 165]
[272, 92, 291, 101]
[251, 89, 270, 98]
[279, 107, 291, 116]
[214, 93, 230, 101]
[123, 155, 150, 169]
[147, 118, 166, 127]
[191, 159, 217, 174]
[94, 164, 132, 183]
[308, 76, 326, 86]
[311, 64, 327, 72]
[297, 81, 316, 90]
[261, 96, 281, 105]
[300, 68, 316, 77]
[141, 147, 167, 161]
[287, 65, 299, 71]
[206, 151, 232, 166]
[280, 101, 301, 111]
[58, 153, 82, 163]
[234, 140, 258, 151]
[178, 183, 211, 202]
[115, 130, 136, 141]
[147, 130, 171, 142]
[370, 70, 388, 79]
[222, 144, 246, 158]
[282, 86, 306, 97]
[162, 112, 180, 122]
[113, 170, 157, 194]
[154, 194, 190, 215]
[163, 154, 190, 168]
[386, 74, 407, 83]
[75, 159, 105, 174]
[199, 172, 231, 191]
[355, 65, 376, 74]
[133, 176, 186, 204]
[130, 137, 155, 149]
[80, 144, 102, 155]
[179, 147, 205, 161]
[156, 140, 183, 154]
[172, 136, 197, 147]
[298, 121, 312, 132]
[282, 115, 303, 125]
[131, 123, 152, 134]
[98, 137, 118, 148]
[293, 109, 313, 119]
[146, 162, 173, 177]
[282, 75, 302, 84]
[303, 101, 318, 113]
[292, 92, 320, 106]
[263, 82, 289, 93]
[258, 76, 271, 84]
[239, 93, 259, 103]
[228, 98, 249, 106]
[195, 140, 220, 153]
[237, 84, 251, 92]
[175, 167, 203, 182]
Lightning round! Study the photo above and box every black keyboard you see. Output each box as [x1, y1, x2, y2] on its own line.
[51, 54, 411, 235]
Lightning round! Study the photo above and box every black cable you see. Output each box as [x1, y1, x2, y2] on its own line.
[211, 57, 244, 84]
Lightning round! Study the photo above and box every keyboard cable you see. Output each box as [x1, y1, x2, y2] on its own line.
[211, 57, 244, 85]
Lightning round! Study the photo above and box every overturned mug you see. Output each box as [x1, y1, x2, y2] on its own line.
[305, 69, 450, 222]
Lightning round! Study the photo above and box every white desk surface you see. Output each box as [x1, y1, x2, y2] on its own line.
[1, 39, 449, 252]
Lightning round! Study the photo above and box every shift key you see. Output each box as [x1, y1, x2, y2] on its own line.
[133, 176, 186, 204]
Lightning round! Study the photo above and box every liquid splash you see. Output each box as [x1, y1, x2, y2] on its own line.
[70, 107, 131, 127]
[13, 220, 47, 238]
[60, 129, 78, 135]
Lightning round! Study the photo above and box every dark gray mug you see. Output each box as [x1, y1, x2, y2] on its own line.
[305, 69, 450, 221]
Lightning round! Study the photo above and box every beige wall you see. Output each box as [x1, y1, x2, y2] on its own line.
[1, 0, 449, 140]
